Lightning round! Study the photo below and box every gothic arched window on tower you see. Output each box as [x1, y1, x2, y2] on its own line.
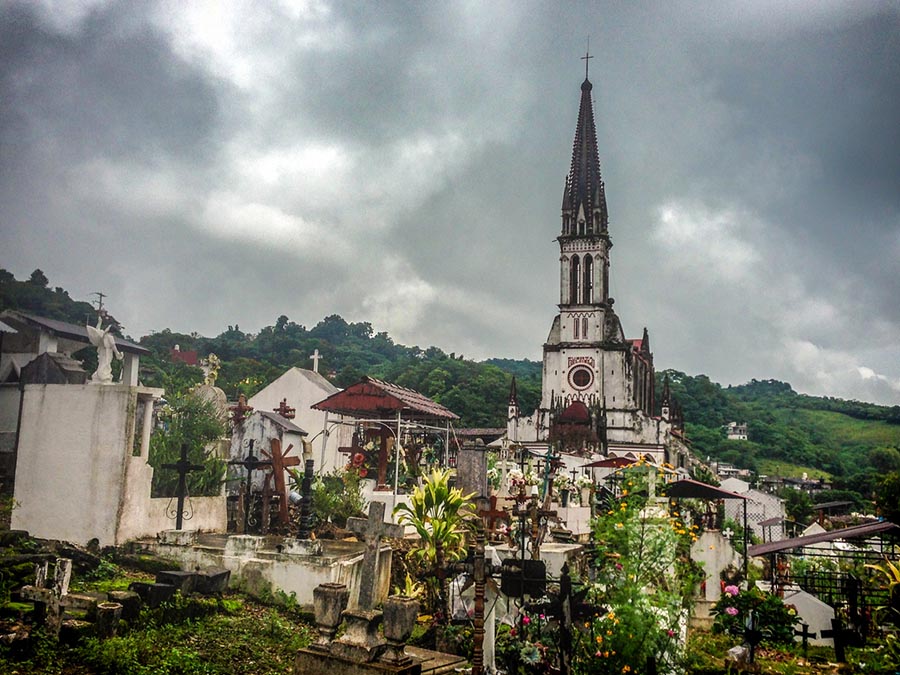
[579, 218, 585, 235]
[574, 318, 580, 339]
[582, 317, 588, 339]
[594, 212, 601, 231]
[582, 255, 593, 303]
[569, 255, 580, 304]
[563, 214, 570, 234]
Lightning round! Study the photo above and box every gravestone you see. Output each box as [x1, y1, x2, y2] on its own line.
[456, 439, 488, 500]
[347, 501, 404, 610]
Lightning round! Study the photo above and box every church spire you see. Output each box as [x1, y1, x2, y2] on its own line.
[561, 64, 608, 237]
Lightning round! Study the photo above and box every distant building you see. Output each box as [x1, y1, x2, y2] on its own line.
[725, 422, 748, 441]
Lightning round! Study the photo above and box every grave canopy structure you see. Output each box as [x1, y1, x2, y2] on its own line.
[311, 377, 458, 493]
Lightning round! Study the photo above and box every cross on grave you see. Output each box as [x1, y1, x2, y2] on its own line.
[347, 501, 404, 610]
[722, 527, 734, 540]
[229, 393, 254, 427]
[310, 349, 321, 373]
[228, 441, 272, 534]
[447, 525, 493, 675]
[478, 495, 509, 542]
[273, 398, 295, 419]
[18, 558, 72, 636]
[529, 496, 557, 560]
[820, 617, 861, 664]
[261, 438, 302, 527]
[161, 443, 205, 529]
[794, 623, 816, 657]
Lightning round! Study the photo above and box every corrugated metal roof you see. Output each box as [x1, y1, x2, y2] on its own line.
[311, 376, 458, 421]
[748, 520, 900, 557]
[2, 311, 149, 355]
[666, 478, 748, 501]
[0, 319, 18, 334]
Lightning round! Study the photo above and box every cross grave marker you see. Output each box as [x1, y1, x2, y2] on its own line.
[161, 443, 205, 529]
[347, 501, 404, 610]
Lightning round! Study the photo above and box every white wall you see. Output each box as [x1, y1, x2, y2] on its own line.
[12, 383, 225, 546]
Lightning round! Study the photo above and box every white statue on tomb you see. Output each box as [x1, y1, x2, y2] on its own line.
[86, 315, 123, 384]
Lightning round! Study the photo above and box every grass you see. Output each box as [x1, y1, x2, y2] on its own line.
[0, 591, 313, 674]
[757, 460, 832, 481]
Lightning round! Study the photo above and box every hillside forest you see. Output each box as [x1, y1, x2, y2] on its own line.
[3, 268, 900, 513]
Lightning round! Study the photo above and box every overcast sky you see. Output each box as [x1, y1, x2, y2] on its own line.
[2, 1, 899, 404]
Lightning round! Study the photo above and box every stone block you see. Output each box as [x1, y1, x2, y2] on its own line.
[159, 530, 199, 547]
[282, 539, 323, 557]
[128, 582, 177, 608]
[59, 619, 93, 646]
[107, 590, 142, 621]
[294, 648, 422, 675]
[224, 535, 265, 557]
[195, 568, 231, 595]
[156, 570, 197, 595]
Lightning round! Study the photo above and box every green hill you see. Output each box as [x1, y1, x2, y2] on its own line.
[3, 268, 899, 496]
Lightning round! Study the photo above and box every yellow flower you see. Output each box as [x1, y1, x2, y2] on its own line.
[623, 665, 631, 673]
[606, 630, 613, 636]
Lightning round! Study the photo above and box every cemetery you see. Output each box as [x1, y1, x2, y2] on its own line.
[1, 44, 899, 675]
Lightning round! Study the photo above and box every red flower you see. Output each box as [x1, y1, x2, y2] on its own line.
[352, 452, 366, 467]
[358, 468, 368, 478]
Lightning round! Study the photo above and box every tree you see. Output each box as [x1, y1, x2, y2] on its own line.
[149, 392, 227, 498]
[780, 488, 814, 525]
[875, 471, 900, 524]
[28, 269, 49, 287]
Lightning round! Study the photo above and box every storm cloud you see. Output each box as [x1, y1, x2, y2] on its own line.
[2, 0, 899, 404]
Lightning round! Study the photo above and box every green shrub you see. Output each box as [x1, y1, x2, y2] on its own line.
[711, 584, 799, 645]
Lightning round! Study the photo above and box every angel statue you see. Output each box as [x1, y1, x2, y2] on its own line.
[86, 315, 123, 384]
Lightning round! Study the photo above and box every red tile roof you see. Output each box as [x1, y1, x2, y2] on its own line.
[312, 376, 459, 421]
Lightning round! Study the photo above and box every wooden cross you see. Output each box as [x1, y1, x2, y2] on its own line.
[230, 393, 254, 426]
[161, 443, 205, 529]
[346, 501, 404, 610]
[273, 398, 295, 419]
[310, 349, 321, 373]
[18, 558, 72, 636]
[262, 438, 302, 526]
[479, 495, 509, 542]
[820, 617, 858, 664]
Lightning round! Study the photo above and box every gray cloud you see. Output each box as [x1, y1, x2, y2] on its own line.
[2, 0, 899, 404]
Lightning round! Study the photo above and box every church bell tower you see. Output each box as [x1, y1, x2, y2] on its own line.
[541, 64, 627, 414]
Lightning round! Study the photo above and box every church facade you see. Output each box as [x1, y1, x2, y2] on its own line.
[507, 73, 688, 466]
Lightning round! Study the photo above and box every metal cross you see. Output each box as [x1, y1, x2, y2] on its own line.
[310, 349, 321, 373]
[229, 393, 254, 427]
[162, 443, 205, 530]
[273, 398, 296, 419]
[228, 441, 272, 534]
[581, 42, 593, 80]
[346, 501, 404, 610]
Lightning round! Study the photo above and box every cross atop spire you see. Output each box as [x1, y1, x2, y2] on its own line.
[561, 63, 608, 236]
[581, 38, 593, 81]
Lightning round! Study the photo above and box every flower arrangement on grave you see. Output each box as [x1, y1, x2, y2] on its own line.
[486, 453, 502, 492]
[553, 472, 571, 492]
[345, 439, 378, 479]
[574, 473, 593, 490]
[711, 584, 799, 645]
[496, 610, 560, 675]
[571, 464, 700, 674]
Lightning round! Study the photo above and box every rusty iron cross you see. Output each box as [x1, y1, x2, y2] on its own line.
[162, 443, 205, 529]
[229, 393, 254, 426]
[273, 398, 295, 419]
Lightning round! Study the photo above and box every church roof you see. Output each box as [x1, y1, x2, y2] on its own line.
[311, 376, 459, 421]
[562, 76, 608, 231]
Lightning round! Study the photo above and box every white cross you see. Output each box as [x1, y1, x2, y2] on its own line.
[310, 349, 321, 373]
[722, 527, 734, 540]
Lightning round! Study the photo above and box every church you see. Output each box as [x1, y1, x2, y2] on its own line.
[507, 70, 689, 468]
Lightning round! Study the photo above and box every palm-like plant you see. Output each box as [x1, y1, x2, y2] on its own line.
[393, 468, 476, 618]
[866, 557, 900, 626]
